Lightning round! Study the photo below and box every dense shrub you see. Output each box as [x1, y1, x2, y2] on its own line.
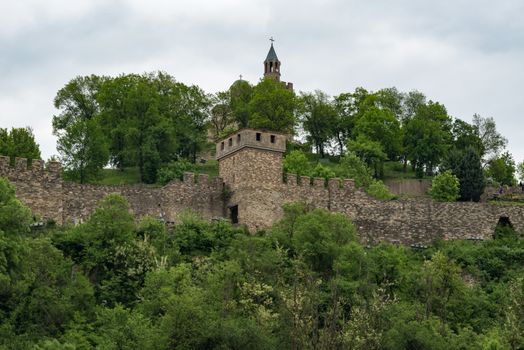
[429, 170, 460, 202]
[366, 179, 396, 200]
[157, 159, 195, 185]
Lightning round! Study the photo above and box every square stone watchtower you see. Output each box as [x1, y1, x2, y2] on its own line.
[216, 129, 286, 229]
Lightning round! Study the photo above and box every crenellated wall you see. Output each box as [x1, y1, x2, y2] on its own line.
[61, 172, 225, 224]
[277, 176, 524, 244]
[2, 151, 524, 245]
[0, 155, 224, 225]
[0, 156, 63, 223]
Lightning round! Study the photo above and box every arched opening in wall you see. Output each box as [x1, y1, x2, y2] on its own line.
[493, 216, 517, 240]
[229, 205, 238, 224]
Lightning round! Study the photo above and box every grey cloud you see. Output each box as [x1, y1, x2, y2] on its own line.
[1, 0, 523, 163]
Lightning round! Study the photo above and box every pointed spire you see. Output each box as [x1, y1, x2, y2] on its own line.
[265, 37, 279, 62]
[263, 37, 281, 81]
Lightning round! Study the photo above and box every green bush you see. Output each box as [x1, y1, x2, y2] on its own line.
[429, 170, 460, 202]
[283, 150, 311, 176]
[157, 159, 195, 185]
[311, 163, 335, 180]
[366, 179, 396, 200]
[336, 152, 374, 188]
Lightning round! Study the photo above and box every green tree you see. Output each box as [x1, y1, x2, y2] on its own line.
[209, 91, 234, 139]
[248, 78, 297, 133]
[283, 150, 311, 176]
[332, 92, 359, 155]
[421, 252, 464, 325]
[444, 147, 486, 201]
[486, 152, 516, 186]
[290, 209, 357, 275]
[452, 119, 483, 154]
[375, 87, 404, 118]
[517, 160, 524, 182]
[0, 177, 32, 236]
[98, 74, 172, 183]
[400, 90, 426, 125]
[429, 170, 460, 202]
[472, 114, 507, 163]
[229, 79, 253, 128]
[336, 151, 374, 188]
[404, 102, 452, 176]
[98, 72, 209, 182]
[54, 194, 158, 306]
[354, 106, 402, 160]
[0, 178, 94, 346]
[53, 75, 109, 183]
[300, 90, 338, 157]
[92, 305, 161, 350]
[348, 136, 387, 178]
[0, 127, 41, 162]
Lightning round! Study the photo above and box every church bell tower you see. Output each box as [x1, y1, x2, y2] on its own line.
[264, 38, 281, 82]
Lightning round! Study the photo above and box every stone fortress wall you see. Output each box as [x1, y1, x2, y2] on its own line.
[216, 129, 524, 244]
[2, 128, 524, 245]
[0, 156, 224, 225]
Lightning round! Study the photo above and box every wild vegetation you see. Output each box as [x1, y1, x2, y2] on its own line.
[1, 176, 524, 349]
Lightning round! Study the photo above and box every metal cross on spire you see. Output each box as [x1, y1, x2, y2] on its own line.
[269, 36, 274, 44]
[239, 74, 243, 80]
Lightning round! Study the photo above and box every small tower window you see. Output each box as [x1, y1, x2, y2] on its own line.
[228, 138, 232, 146]
[237, 134, 241, 143]
[221, 142, 224, 150]
[270, 135, 276, 143]
[256, 133, 261, 141]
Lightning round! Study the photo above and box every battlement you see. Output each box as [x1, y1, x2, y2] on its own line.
[283, 174, 355, 191]
[216, 128, 286, 160]
[166, 172, 223, 188]
[0, 155, 61, 176]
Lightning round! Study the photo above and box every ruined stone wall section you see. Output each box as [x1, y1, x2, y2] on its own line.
[0, 156, 63, 223]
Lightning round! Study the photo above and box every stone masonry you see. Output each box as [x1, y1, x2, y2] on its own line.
[216, 129, 524, 243]
[0, 155, 224, 225]
[2, 129, 524, 244]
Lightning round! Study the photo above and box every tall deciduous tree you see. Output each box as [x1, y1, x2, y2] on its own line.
[248, 78, 297, 134]
[53, 75, 109, 183]
[486, 152, 516, 186]
[209, 91, 234, 140]
[354, 106, 402, 161]
[452, 119, 483, 154]
[404, 102, 452, 176]
[332, 92, 359, 155]
[472, 114, 507, 163]
[97, 72, 210, 182]
[300, 91, 337, 157]
[229, 79, 253, 128]
[347, 136, 387, 178]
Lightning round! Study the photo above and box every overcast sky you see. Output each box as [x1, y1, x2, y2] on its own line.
[1, 0, 523, 163]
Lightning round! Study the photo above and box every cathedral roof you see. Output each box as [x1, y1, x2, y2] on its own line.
[265, 43, 279, 62]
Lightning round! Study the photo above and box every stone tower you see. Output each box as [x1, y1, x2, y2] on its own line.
[264, 41, 281, 82]
[216, 129, 286, 230]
